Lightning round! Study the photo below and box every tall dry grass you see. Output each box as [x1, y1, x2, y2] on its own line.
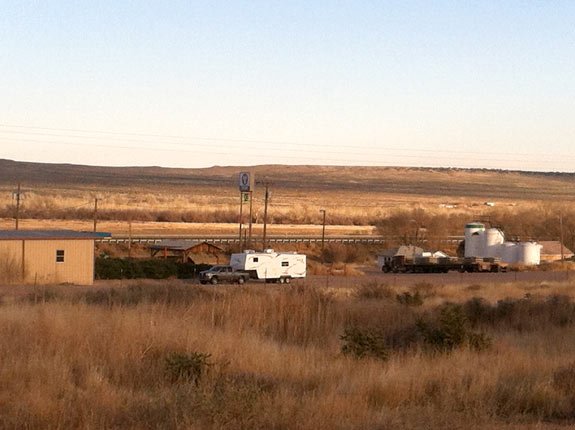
[3, 188, 575, 255]
[1, 280, 575, 428]
[0, 252, 24, 284]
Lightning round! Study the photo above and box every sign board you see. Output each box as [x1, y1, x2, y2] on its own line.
[242, 192, 250, 202]
[238, 172, 254, 192]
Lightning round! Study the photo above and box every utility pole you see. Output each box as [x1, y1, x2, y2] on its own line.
[560, 214, 565, 261]
[93, 197, 99, 232]
[320, 209, 326, 249]
[262, 183, 270, 249]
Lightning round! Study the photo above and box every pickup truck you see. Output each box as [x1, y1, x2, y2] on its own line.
[199, 265, 250, 285]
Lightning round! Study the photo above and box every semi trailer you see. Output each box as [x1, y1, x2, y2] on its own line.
[379, 255, 507, 274]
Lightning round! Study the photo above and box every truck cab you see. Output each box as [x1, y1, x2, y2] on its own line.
[198, 265, 249, 285]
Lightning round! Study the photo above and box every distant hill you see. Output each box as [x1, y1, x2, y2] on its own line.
[1, 158, 574, 200]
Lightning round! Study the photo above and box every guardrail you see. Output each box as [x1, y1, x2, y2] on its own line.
[97, 235, 464, 245]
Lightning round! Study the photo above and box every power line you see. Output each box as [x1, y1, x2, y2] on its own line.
[0, 136, 569, 168]
[0, 123, 571, 160]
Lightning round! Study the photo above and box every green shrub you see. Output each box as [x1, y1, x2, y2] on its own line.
[340, 326, 389, 360]
[417, 304, 491, 352]
[95, 258, 211, 280]
[462, 297, 491, 326]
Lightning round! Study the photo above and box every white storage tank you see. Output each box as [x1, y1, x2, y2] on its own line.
[501, 242, 518, 264]
[517, 242, 541, 266]
[485, 228, 505, 258]
[464, 223, 485, 257]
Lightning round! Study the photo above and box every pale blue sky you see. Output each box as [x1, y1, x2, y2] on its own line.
[1, 1, 574, 171]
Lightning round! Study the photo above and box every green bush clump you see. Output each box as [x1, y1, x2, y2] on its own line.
[340, 326, 389, 360]
[95, 258, 211, 280]
[417, 304, 491, 352]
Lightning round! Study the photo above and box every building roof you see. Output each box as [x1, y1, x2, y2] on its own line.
[539, 241, 574, 257]
[0, 230, 111, 240]
[149, 240, 223, 252]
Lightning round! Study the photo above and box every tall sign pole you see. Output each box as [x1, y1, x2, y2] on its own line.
[238, 172, 255, 250]
[248, 191, 253, 248]
[238, 193, 244, 251]
[262, 183, 270, 249]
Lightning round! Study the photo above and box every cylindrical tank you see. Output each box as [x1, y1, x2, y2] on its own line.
[485, 228, 505, 258]
[464, 223, 485, 257]
[501, 242, 518, 264]
[517, 242, 541, 266]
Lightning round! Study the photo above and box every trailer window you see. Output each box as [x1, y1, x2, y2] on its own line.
[56, 250, 65, 263]
[252, 257, 259, 262]
[281, 261, 289, 267]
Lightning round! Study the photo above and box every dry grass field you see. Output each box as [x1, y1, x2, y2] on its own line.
[2, 160, 575, 428]
[2, 278, 575, 429]
[1, 159, 575, 248]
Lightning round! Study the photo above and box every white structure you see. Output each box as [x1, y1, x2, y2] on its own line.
[485, 228, 505, 258]
[517, 242, 542, 266]
[230, 249, 306, 282]
[464, 223, 486, 257]
[377, 246, 424, 271]
[463, 223, 541, 265]
[502, 242, 518, 264]
[420, 251, 449, 258]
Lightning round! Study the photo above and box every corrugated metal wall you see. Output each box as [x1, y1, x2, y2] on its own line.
[0, 239, 95, 285]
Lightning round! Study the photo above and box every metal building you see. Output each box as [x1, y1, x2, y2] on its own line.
[0, 230, 110, 285]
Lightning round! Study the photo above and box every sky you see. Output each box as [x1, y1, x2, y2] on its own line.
[1, 1, 574, 171]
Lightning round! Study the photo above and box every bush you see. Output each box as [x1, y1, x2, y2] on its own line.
[340, 326, 389, 360]
[396, 291, 424, 306]
[95, 258, 211, 280]
[462, 295, 575, 332]
[165, 351, 212, 385]
[417, 304, 491, 352]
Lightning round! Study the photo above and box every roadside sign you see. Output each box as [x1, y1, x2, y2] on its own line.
[239, 172, 254, 192]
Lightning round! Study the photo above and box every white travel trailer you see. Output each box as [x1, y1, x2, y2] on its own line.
[230, 249, 306, 283]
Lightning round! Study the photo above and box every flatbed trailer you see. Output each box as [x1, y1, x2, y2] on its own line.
[383, 256, 507, 274]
